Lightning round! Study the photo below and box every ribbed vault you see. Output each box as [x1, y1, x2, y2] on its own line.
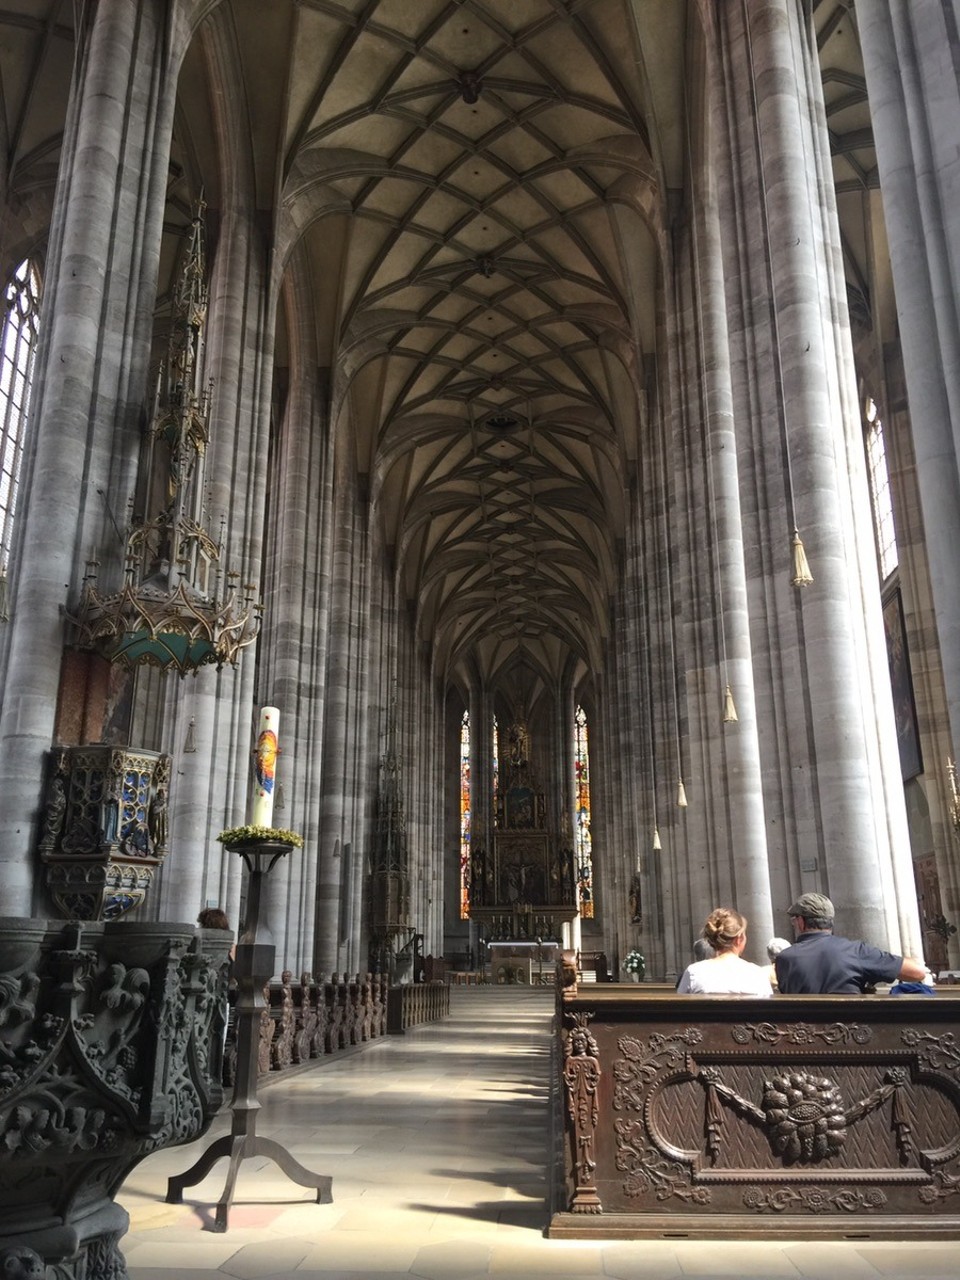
[275, 0, 669, 688]
[0, 0, 885, 691]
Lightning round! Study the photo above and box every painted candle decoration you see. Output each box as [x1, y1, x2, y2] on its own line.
[251, 706, 280, 827]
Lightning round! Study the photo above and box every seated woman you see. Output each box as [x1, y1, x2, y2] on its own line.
[676, 908, 773, 996]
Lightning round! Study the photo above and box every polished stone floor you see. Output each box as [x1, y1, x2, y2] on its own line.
[119, 987, 960, 1280]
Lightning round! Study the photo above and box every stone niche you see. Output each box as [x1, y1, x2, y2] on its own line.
[0, 917, 230, 1279]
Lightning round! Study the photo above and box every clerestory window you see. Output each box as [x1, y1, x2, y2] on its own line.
[0, 257, 42, 617]
[864, 396, 898, 583]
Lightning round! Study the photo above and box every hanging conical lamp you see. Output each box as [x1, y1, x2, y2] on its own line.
[69, 201, 262, 674]
[653, 825, 661, 851]
[723, 683, 738, 723]
[677, 777, 688, 808]
[791, 528, 813, 587]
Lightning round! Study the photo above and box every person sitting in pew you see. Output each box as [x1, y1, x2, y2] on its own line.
[775, 893, 929, 994]
[676, 907, 773, 996]
[765, 935, 792, 989]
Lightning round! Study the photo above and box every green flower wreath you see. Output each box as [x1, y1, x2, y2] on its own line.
[217, 824, 304, 848]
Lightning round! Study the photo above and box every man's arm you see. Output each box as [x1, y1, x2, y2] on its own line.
[898, 955, 930, 983]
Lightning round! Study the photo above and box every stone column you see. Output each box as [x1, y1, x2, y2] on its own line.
[315, 449, 361, 971]
[855, 2, 960, 759]
[160, 13, 274, 932]
[688, 190, 775, 952]
[717, 0, 918, 950]
[0, 1, 186, 912]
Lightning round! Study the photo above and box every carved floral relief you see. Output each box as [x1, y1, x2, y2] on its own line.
[602, 1017, 960, 1217]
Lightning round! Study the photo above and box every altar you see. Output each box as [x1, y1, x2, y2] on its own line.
[488, 939, 560, 984]
[467, 717, 578, 945]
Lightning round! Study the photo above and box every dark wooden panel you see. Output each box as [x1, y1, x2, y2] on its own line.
[550, 987, 960, 1239]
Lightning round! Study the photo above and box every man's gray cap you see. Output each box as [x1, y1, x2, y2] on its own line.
[787, 892, 835, 922]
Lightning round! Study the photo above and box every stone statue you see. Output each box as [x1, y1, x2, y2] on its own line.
[148, 767, 169, 852]
[38, 770, 67, 855]
[508, 721, 529, 766]
[628, 873, 642, 924]
[470, 846, 485, 906]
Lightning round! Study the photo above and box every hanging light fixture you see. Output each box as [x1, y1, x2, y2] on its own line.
[723, 684, 739, 723]
[652, 825, 661, 851]
[183, 717, 197, 753]
[791, 527, 813, 587]
[70, 202, 261, 674]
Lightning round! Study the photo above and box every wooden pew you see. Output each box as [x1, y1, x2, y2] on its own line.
[292, 970, 318, 1064]
[222, 968, 392, 1084]
[268, 970, 296, 1071]
[550, 981, 960, 1240]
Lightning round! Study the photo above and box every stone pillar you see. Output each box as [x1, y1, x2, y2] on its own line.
[718, 0, 918, 950]
[315, 449, 361, 971]
[0, 1, 185, 913]
[258, 267, 334, 969]
[160, 13, 274, 931]
[688, 189, 775, 952]
[855, 3, 960, 759]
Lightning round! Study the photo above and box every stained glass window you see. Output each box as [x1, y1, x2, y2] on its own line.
[0, 258, 41, 613]
[492, 714, 498, 824]
[460, 709, 470, 919]
[574, 704, 593, 918]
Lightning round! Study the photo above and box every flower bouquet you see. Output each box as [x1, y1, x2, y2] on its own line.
[623, 948, 645, 980]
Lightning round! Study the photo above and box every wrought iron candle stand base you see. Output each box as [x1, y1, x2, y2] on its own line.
[166, 839, 332, 1231]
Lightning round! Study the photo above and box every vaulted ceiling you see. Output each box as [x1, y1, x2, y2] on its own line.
[270, 0, 680, 692]
[0, 0, 887, 696]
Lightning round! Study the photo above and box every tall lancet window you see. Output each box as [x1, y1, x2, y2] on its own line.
[492, 715, 499, 819]
[0, 258, 42, 618]
[460, 709, 471, 919]
[864, 396, 898, 582]
[574, 704, 594, 918]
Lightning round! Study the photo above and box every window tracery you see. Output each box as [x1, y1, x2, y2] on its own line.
[0, 257, 41, 617]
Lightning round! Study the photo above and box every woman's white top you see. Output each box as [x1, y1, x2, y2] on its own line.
[676, 954, 773, 996]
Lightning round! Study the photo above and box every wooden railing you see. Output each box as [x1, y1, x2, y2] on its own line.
[224, 972, 449, 1083]
[387, 980, 451, 1033]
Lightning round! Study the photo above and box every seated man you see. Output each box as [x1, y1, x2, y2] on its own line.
[775, 893, 928, 994]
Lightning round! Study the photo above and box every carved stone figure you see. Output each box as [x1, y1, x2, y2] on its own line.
[38, 770, 67, 855]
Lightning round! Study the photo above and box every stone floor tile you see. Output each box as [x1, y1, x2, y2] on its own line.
[487, 1241, 605, 1273]
[122, 1241, 246, 1268]
[600, 1240, 687, 1280]
[218, 1240, 316, 1278]
[852, 1245, 960, 1277]
[296, 1235, 422, 1271]
[408, 1238, 493, 1278]
[673, 1240, 802, 1275]
[780, 1241, 884, 1279]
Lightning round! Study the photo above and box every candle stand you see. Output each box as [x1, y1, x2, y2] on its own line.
[166, 839, 332, 1231]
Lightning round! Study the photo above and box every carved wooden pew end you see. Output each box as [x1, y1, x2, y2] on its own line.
[550, 988, 960, 1240]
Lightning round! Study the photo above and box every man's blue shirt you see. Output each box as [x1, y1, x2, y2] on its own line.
[774, 930, 901, 994]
